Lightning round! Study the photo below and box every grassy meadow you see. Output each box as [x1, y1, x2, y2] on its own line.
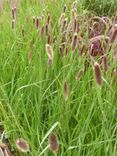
[0, 0, 117, 156]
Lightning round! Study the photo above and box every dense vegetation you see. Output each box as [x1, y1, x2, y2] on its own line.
[0, 0, 117, 156]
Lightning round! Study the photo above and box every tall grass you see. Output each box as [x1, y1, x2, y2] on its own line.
[0, 0, 117, 156]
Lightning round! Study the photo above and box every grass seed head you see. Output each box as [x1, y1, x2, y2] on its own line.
[36, 17, 39, 29]
[12, 7, 15, 19]
[16, 138, 30, 153]
[45, 23, 49, 36]
[71, 32, 78, 52]
[59, 13, 65, 26]
[47, 34, 51, 44]
[46, 44, 54, 61]
[61, 18, 67, 33]
[72, 1, 77, 9]
[48, 133, 59, 153]
[94, 62, 102, 86]
[47, 13, 51, 25]
[63, 4, 66, 13]
[71, 8, 77, 21]
[109, 26, 117, 43]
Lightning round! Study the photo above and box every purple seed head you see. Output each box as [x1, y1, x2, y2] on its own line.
[48, 133, 59, 153]
[45, 23, 49, 36]
[47, 13, 51, 25]
[94, 62, 102, 86]
[71, 32, 78, 52]
[47, 34, 51, 44]
[36, 17, 39, 29]
[16, 138, 30, 153]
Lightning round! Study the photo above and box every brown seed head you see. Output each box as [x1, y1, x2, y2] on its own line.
[71, 8, 77, 21]
[63, 4, 67, 13]
[47, 34, 51, 44]
[58, 13, 65, 26]
[48, 133, 59, 153]
[61, 18, 67, 33]
[36, 17, 39, 29]
[47, 13, 51, 25]
[71, 32, 78, 52]
[94, 62, 102, 86]
[45, 23, 49, 36]
[46, 44, 54, 61]
[12, 7, 15, 19]
[16, 138, 30, 153]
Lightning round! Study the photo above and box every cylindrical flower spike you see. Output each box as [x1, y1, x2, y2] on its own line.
[47, 13, 51, 25]
[45, 23, 49, 36]
[71, 32, 78, 52]
[63, 4, 66, 13]
[94, 62, 102, 86]
[47, 34, 51, 44]
[71, 8, 77, 21]
[58, 13, 65, 26]
[12, 8, 15, 19]
[46, 44, 54, 63]
[48, 133, 59, 153]
[72, 1, 77, 9]
[61, 18, 67, 33]
[36, 17, 39, 29]
[73, 18, 77, 32]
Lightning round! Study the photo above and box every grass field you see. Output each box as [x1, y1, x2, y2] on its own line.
[0, 0, 117, 156]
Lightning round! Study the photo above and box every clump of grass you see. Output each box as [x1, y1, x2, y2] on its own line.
[0, 1, 116, 156]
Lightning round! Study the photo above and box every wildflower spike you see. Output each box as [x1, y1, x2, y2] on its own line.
[94, 62, 102, 86]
